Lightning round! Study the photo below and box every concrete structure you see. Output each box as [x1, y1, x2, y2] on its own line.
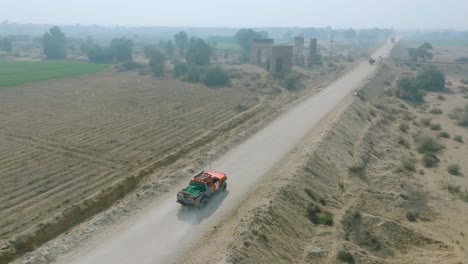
[307, 38, 318, 67]
[293, 36, 305, 65]
[270, 46, 293, 78]
[250, 38, 274, 65]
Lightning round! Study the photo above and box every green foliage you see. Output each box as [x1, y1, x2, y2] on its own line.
[318, 211, 334, 226]
[308, 205, 333, 226]
[398, 136, 410, 148]
[174, 31, 188, 56]
[282, 72, 303, 91]
[450, 105, 468, 127]
[87, 45, 113, 63]
[42, 26, 66, 59]
[1, 38, 12, 52]
[422, 153, 439, 168]
[454, 135, 464, 143]
[110, 37, 133, 62]
[429, 108, 443, 114]
[202, 66, 231, 87]
[400, 157, 416, 172]
[399, 122, 410, 133]
[337, 250, 355, 264]
[173, 62, 189, 77]
[430, 123, 441, 131]
[234, 28, 264, 56]
[447, 164, 461, 175]
[396, 77, 424, 102]
[185, 38, 213, 66]
[148, 49, 166, 77]
[438, 131, 450, 138]
[408, 42, 433, 62]
[406, 210, 419, 221]
[421, 117, 432, 126]
[415, 135, 442, 154]
[184, 66, 205, 83]
[416, 66, 445, 91]
[0, 61, 108, 87]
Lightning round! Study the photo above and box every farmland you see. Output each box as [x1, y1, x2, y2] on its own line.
[0, 61, 109, 87]
[0, 68, 264, 256]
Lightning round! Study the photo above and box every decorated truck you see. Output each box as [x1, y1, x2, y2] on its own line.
[176, 171, 228, 208]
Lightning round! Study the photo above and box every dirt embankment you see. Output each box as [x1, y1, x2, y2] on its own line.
[184, 63, 468, 264]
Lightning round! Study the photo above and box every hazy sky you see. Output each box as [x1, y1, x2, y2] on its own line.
[1, 0, 468, 29]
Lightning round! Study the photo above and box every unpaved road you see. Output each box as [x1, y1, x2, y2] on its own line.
[61, 42, 394, 264]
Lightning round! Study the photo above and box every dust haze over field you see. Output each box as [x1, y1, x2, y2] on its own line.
[1, 1, 468, 264]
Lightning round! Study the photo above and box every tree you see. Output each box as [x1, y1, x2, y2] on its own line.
[164, 40, 175, 57]
[409, 42, 433, 62]
[1, 38, 12, 52]
[110, 37, 133, 62]
[344, 28, 356, 39]
[174, 31, 188, 57]
[149, 49, 166, 77]
[42, 26, 67, 59]
[87, 45, 113, 63]
[234, 28, 262, 56]
[185, 38, 213, 66]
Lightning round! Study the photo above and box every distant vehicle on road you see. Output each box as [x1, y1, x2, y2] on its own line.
[177, 171, 227, 208]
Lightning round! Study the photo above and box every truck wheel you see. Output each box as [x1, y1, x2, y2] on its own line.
[222, 182, 227, 191]
[199, 197, 208, 209]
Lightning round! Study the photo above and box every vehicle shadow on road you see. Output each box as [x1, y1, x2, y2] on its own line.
[176, 190, 230, 225]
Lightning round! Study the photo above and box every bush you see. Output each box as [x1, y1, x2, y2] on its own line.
[421, 117, 432, 126]
[430, 123, 441, 131]
[448, 164, 461, 175]
[399, 122, 410, 133]
[400, 157, 416, 171]
[454, 135, 464, 143]
[416, 66, 445, 91]
[119, 60, 141, 71]
[318, 211, 334, 226]
[202, 66, 231, 87]
[450, 104, 468, 127]
[398, 136, 410, 148]
[173, 62, 189, 77]
[438, 131, 450, 138]
[396, 77, 424, 102]
[308, 205, 333, 226]
[183, 66, 205, 83]
[422, 153, 439, 167]
[282, 72, 303, 91]
[415, 135, 442, 154]
[437, 95, 445, 100]
[337, 250, 355, 264]
[406, 210, 419, 222]
[429, 108, 443, 114]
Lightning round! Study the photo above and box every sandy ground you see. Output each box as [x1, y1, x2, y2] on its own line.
[17, 42, 394, 264]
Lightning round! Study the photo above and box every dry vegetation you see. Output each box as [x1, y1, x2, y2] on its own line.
[179, 42, 468, 264]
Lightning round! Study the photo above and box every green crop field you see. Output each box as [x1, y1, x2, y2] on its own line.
[0, 61, 109, 87]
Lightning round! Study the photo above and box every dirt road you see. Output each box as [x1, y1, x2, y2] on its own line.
[61, 42, 394, 264]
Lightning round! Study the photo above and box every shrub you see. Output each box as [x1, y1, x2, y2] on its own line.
[430, 123, 441, 131]
[450, 104, 468, 127]
[406, 210, 419, 222]
[437, 95, 445, 100]
[183, 66, 205, 83]
[454, 135, 464, 143]
[308, 205, 333, 226]
[400, 157, 416, 171]
[173, 62, 189, 77]
[337, 250, 355, 264]
[448, 164, 461, 175]
[282, 72, 303, 91]
[399, 122, 410, 133]
[422, 153, 439, 168]
[202, 66, 231, 87]
[416, 66, 445, 91]
[398, 136, 410, 148]
[429, 108, 443, 114]
[438, 131, 450, 138]
[318, 211, 334, 226]
[415, 135, 442, 154]
[396, 77, 425, 102]
[421, 117, 432, 126]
